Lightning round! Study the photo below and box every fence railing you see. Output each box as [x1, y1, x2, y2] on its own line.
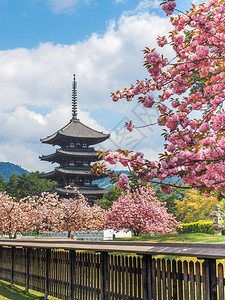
[0, 239, 224, 300]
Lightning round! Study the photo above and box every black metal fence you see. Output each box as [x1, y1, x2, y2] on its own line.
[0, 239, 224, 299]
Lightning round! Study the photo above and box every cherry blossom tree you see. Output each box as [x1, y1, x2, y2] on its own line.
[106, 184, 180, 236]
[57, 189, 106, 238]
[93, 0, 225, 197]
[0, 192, 37, 238]
[0, 190, 106, 239]
[33, 192, 63, 233]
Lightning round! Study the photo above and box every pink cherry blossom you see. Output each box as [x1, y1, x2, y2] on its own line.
[173, 33, 185, 45]
[0, 190, 106, 238]
[106, 184, 180, 236]
[143, 94, 154, 108]
[157, 37, 168, 47]
[117, 173, 130, 190]
[162, 1, 176, 16]
[104, 152, 119, 164]
[126, 121, 135, 132]
[93, 0, 225, 197]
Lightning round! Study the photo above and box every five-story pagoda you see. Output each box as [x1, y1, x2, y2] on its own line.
[39, 75, 110, 206]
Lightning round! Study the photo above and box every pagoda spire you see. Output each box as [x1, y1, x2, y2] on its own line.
[72, 74, 78, 120]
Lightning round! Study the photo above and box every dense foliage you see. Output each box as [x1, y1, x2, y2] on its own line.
[175, 190, 220, 223]
[176, 220, 214, 234]
[96, 185, 122, 210]
[0, 172, 57, 199]
[154, 185, 187, 216]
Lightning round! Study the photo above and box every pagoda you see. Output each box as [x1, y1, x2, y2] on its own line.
[39, 75, 110, 206]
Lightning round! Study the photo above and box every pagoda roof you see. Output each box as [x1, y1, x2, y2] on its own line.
[40, 148, 99, 162]
[41, 119, 110, 145]
[54, 186, 108, 196]
[40, 167, 108, 180]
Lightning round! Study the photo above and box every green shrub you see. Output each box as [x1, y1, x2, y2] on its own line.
[177, 220, 214, 234]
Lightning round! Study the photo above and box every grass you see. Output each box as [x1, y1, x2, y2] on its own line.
[0, 281, 61, 300]
[116, 232, 225, 243]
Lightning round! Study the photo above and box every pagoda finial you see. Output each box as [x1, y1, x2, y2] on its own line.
[72, 74, 78, 120]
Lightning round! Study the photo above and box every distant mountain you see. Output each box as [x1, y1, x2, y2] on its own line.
[94, 171, 182, 189]
[93, 170, 129, 189]
[0, 162, 29, 181]
[153, 176, 182, 185]
[0, 161, 182, 187]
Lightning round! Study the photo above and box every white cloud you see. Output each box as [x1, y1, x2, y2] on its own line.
[47, 0, 89, 13]
[192, 0, 203, 4]
[128, 0, 161, 14]
[0, 144, 42, 172]
[114, 0, 161, 9]
[0, 12, 173, 112]
[115, 0, 126, 3]
[0, 11, 173, 171]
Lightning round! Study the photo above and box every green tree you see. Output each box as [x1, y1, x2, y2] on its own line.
[154, 186, 187, 216]
[96, 185, 122, 210]
[175, 190, 220, 223]
[5, 173, 19, 198]
[0, 176, 6, 192]
[5, 172, 57, 199]
[16, 172, 57, 199]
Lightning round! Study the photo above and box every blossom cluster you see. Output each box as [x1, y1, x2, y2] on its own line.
[0, 185, 180, 238]
[162, 1, 176, 16]
[94, 0, 225, 196]
[125, 120, 135, 132]
[106, 184, 180, 236]
[0, 190, 105, 238]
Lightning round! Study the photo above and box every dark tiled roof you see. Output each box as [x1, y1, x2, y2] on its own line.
[54, 186, 108, 196]
[40, 148, 99, 161]
[41, 119, 110, 145]
[40, 167, 108, 180]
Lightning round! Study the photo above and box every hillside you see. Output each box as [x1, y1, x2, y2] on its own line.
[0, 162, 125, 187]
[0, 162, 181, 187]
[93, 170, 129, 189]
[94, 171, 182, 189]
[0, 162, 29, 181]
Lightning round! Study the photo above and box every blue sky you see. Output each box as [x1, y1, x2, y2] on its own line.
[0, 0, 203, 171]
[0, 0, 166, 49]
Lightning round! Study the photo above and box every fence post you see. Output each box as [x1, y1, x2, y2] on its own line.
[208, 259, 217, 300]
[202, 258, 217, 300]
[25, 248, 31, 292]
[11, 247, 15, 285]
[45, 249, 51, 300]
[172, 259, 177, 300]
[69, 250, 76, 300]
[100, 252, 109, 300]
[142, 254, 152, 300]
[0, 246, 3, 279]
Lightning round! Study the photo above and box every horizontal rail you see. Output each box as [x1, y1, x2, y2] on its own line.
[0, 238, 225, 258]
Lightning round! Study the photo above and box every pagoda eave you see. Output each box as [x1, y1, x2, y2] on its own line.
[41, 135, 109, 146]
[54, 186, 109, 196]
[40, 168, 109, 181]
[41, 119, 110, 146]
[40, 149, 99, 162]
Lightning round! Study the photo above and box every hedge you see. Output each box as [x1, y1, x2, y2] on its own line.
[177, 220, 214, 234]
